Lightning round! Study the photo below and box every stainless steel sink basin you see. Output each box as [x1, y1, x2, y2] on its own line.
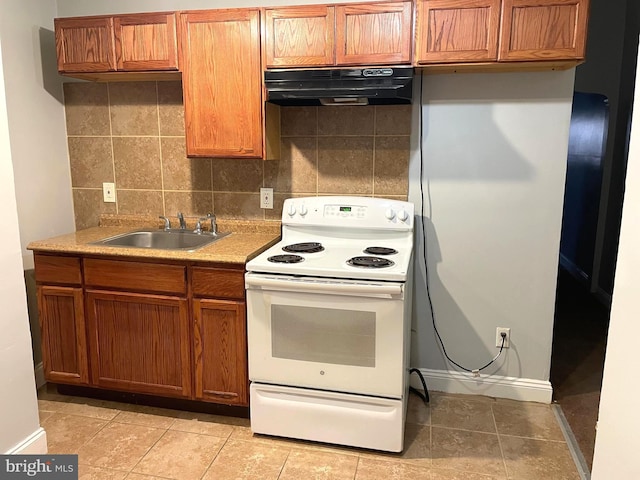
[93, 229, 230, 251]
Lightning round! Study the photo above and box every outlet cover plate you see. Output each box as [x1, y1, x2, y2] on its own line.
[260, 187, 273, 209]
[103, 182, 116, 203]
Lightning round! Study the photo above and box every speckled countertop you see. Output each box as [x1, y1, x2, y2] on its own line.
[27, 215, 281, 265]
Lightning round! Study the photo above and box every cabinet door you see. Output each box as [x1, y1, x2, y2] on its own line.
[499, 0, 589, 61]
[37, 286, 88, 384]
[180, 10, 263, 158]
[55, 16, 116, 72]
[193, 299, 248, 406]
[415, 0, 500, 64]
[114, 12, 178, 71]
[264, 6, 335, 67]
[86, 290, 191, 398]
[336, 2, 412, 65]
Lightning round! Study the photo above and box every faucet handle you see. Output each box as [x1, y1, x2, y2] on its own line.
[159, 215, 171, 231]
[206, 213, 217, 235]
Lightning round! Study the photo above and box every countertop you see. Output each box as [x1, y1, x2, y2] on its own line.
[27, 216, 281, 265]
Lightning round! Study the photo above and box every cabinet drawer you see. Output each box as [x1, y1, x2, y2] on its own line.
[192, 267, 245, 299]
[34, 254, 82, 286]
[84, 259, 186, 295]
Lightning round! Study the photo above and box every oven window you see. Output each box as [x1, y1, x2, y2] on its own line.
[271, 305, 375, 367]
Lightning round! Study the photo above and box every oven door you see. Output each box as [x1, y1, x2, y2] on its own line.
[245, 273, 407, 398]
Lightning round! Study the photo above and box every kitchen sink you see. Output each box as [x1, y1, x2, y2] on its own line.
[93, 229, 230, 251]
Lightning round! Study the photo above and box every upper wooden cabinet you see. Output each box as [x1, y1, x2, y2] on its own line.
[180, 9, 277, 158]
[415, 0, 501, 63]
[415, 0, 589, 66]
[55, 12, 178, 73]
[499, 0, 588, 61]
[264, 5, 335, 67]
[264, 1, 413, 68]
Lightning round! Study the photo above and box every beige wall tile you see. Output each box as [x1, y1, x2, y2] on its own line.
[214, 193, 263, 220]
[318, 106, 375, 136]
[375, 105, 412, 135]
[68, 137, 114, 188]
[73, 188, 117, 230]
[113, 137, 162, 189]
[264, 137, 317, 193]
[63, 83, 110, 136]
[281, 106, 317, 136]
[212, 159, 263, 193]
[117, 190, 164, 215]
[161, 138, 211, 191]
[164, 191, 213, 216]
[158, 81, 184, 136]
[109, 82, 159, 136]
[318, 137, 374, 194]
[374, 136, 410, 196]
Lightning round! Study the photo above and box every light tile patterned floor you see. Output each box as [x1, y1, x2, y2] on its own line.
[37, 387, 580, 480]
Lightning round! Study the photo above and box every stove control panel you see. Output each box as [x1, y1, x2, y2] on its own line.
[282, 196, 414, 230]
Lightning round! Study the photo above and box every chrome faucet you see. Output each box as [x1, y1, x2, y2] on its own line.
[177, 212, 187, 230]
[159, 215, 171, 231]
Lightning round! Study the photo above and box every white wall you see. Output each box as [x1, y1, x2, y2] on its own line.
[0, 35, 44, 454]
[0, 0, 75, 270]
[591, 40, 640, 479]
[56, 0, 367, 16]
[409, 71, 575, 399]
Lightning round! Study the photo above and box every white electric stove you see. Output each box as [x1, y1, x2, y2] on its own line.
[245, 196, 415, 452]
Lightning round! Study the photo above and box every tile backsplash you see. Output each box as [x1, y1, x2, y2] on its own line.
[64, 81, 411, 229]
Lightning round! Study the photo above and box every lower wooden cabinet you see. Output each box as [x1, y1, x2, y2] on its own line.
[34, 253, 250, 407]
[86, 290, 192, 398]
[193, 299, 247, 405]
[37, 285, 88, 385]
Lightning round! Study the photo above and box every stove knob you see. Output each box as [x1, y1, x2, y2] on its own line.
[287, 204, 297, 217]
[385, 208, 396, 220]
[299, 204, 308, 216]
[397, 209, 409, 222]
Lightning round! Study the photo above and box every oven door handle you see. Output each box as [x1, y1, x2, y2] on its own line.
[245, 273, 403, 297]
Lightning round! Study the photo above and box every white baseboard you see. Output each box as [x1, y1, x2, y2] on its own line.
[409, 368, 553, 403]
[5, 428, 48, 454]
[34, 362, 46, 389]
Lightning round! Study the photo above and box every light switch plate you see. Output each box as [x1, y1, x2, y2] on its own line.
[260, 188, 273, 209]
[103, 182, 116, 203]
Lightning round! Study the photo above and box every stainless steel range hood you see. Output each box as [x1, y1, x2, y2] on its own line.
[265, 67, 413, 106]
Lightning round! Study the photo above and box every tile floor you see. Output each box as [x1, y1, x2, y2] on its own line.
[38, 386, 580, 480]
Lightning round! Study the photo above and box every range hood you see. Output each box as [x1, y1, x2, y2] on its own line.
[265, 67, 413, 106]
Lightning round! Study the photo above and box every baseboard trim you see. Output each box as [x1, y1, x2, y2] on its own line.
[34, 362, 46, 389]
[5, 428, 47, 454]
[409, 368, 553, 403]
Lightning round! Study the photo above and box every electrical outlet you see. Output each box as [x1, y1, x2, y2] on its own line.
[103, 182, 116, 203]
[260, 187, 273, 209]
[496, 327, 511, 348]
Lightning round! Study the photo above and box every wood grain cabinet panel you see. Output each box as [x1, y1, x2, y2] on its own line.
[415, 0, 501, 64]
[193, 299, 247, 405]
[264, 5, 335, 67]
[37, 286, 88, 384]
[191, 267, 245, 300]
[336, 2, 412, 65]
[499, 0, 589, 61]
[86, 290, 191, 398]
[55, 16, 116, 72]
[34, 254, 82, 286]
[84, 258, 186, 295]
[180, 9, 264, 158]
[114, 12, 178, 71]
